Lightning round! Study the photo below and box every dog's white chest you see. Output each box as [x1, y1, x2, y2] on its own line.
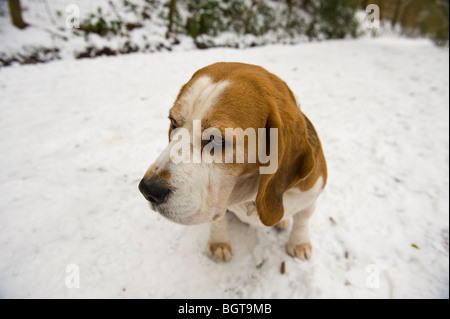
[228, 177, 323, 227]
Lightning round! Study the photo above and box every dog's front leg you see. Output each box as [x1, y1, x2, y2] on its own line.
[206, 212, 232, 262]
[286, 202, 316, 261]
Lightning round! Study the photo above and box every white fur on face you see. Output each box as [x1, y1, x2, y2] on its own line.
[146, 76, 235, 225]
[179, 76, 230, 123]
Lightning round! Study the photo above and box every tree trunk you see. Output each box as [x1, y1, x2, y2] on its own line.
[168, 0, 177, 34]
[7, 0, 27, 29]
[392, 0, 403, 27]
[286, 0, 293, 29]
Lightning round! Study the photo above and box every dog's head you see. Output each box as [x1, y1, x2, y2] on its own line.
[139, 63, 315, 226]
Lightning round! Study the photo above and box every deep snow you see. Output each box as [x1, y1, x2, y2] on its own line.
[0, 37, 448, 298]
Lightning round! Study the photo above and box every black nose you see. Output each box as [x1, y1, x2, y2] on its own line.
[138, 179, 170, 204]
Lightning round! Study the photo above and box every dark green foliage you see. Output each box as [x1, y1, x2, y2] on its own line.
[72, 0, 448, 48]
[185, 0, 279, 37]
[304, 0, 360, 40]
[79, 12, 125, 38]
[184, 0, 225, 38]
[177, 0, 361, 43]
[78, 5, 143, 39]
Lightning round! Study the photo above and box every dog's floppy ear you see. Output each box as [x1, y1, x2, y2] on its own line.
[255, 108, 315, 227]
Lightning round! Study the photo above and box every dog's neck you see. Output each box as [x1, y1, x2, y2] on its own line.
[227, 171, 261, 206]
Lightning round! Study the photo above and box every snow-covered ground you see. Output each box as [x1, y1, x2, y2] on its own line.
[0, 37, 448, 299]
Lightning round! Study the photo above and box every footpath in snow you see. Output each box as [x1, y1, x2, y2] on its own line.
[0, 37, 448, 298]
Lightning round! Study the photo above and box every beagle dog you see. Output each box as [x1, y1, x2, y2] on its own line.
[139, 62, 327, 262]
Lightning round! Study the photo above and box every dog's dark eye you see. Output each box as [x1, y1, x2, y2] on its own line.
[171, 119, 177, 130]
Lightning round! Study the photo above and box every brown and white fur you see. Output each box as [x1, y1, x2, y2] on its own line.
[139, 62, 327, 262]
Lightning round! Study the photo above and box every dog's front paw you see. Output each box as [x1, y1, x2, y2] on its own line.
[286, 242, 312, 261]
[206, 242, 232, 262]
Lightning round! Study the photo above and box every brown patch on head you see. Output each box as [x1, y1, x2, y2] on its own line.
[192, 64, 278, 178]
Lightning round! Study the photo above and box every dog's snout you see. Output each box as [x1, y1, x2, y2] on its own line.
[139, 179, 170, 204]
